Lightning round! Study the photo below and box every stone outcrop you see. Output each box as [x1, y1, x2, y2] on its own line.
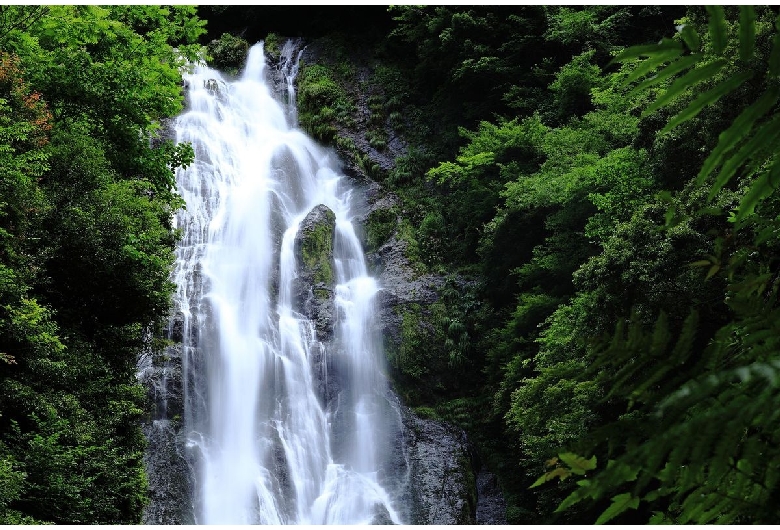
[292, 203, 337, 339]
[137, 340, 193, 524]
[401, 407, 477, 525]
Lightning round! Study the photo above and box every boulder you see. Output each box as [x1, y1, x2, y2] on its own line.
[292, 204, 338, 339]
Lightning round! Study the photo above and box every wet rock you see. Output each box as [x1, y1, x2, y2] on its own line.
[400, 407, 477, 525]
[293, 204, 338, 339]
[476, 470, 507, 524]
[141, 419, 193, 524]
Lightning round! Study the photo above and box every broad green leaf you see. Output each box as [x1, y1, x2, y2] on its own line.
[610, 38, 682, 65]
[595, 493, 640, 525]
[709, 115, 780, 199]
[690, 260, 712, 267]
[735, 158, 780, 221]
[628, 53, 702, 98]
[706, 6, 728, 55]
[559, 452, 597, 475]
[661, 71, 754, 134]
[698, 86, 780, 184]
[739, 6, 756, 61]
[680, 25, 701, 52]
[643, 59, 726, 116]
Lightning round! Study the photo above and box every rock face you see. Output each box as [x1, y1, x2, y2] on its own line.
[292, 203, 337, 339]
[137, 340, 193, 524]
[401, 407, 477, 524]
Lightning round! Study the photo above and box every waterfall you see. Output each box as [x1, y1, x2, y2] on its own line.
[171, 41, 406, 525]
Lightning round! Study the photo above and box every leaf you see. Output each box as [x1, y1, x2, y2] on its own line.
[739, 6, 756, 61]
[610, 38, 683, 65]
[556, 488, 589, 513]
[624, 49, 683, 86]
[628, 53, 702, 98]
[559, 452, 597, 475]
[530, 466, 571, 488]
[705, 263, 721, 280]
[690, 260, 712, 267]
[680, 25, 701, 53]
[709, 115, 780, 199]
[706, 6, 728, 55]
[661, 71, 754, 134]
[595, 493, 640, 525]
[643, 59, 727, 116]
[735, 158, 780, 221]
[697, 86, 780, 184]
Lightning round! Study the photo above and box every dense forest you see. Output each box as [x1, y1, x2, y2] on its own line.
[2, 4, 780, 525]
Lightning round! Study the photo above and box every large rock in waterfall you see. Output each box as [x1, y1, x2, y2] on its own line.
[292, 204, 338, 339]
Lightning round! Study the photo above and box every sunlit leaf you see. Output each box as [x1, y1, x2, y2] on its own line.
[530, 466, 571, 488]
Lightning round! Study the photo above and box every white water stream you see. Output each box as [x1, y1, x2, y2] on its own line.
[171, 41, 403, 525]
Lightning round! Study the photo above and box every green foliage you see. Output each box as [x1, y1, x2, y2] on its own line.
[362, 206, 397, 254]
[549, 51, 601, 120]
[0, 5, 203, 524]
[297, 62, 353, 142]
[522, 6, 780, 525]
[206, 33, 249, 74]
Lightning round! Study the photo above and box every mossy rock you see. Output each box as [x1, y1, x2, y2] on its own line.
[292, 204, 338, 338]
[296, 204, 336, 286]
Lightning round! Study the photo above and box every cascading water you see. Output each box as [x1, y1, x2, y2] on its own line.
[171, 41, 406, 524]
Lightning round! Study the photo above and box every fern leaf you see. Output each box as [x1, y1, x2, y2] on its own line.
[530, 466, 570, 488]
[680, 25, 701, 53]
[628, 53, 702, 98]
[739, 6, 757, 61]
[706, 6, 728, 55]
[610, 38, 683, 65]
[709, 114, 780, 200]
[736, 156, 780, 220]
[595, 493, 639, 525]
[642, 59, 727, 116]
[624, 49, 684, 86]
[698, 86, 780, 184]
[556, 487, 589, 513]
[661, 71, 753, 134]
[559, 452, 597, 475]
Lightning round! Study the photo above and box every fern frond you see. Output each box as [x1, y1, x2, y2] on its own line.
[706, 5, 728, 55]
[697, 86, 780, 185]
[739, 6, 757, 61]
[642, 59, 727, 117]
